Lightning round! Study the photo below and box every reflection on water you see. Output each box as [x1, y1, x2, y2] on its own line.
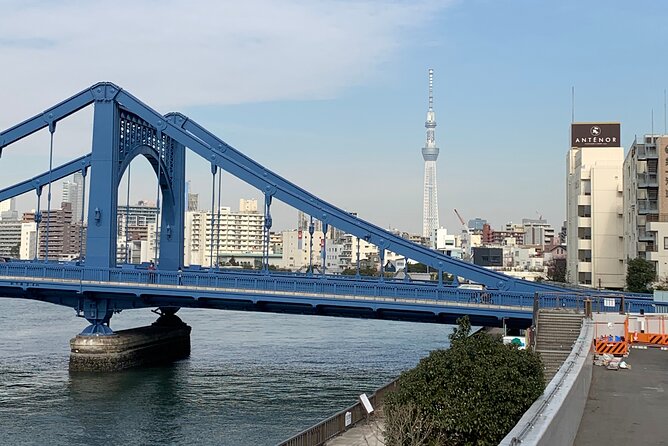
[0, 299, 452, 445]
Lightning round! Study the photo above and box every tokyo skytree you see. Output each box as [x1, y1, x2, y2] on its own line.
[421, 68, 440, 241]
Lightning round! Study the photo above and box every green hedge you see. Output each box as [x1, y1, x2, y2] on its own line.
[384, 317, 544, 445]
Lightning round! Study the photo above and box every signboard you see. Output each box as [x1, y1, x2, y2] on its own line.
[359, 393, 374, 414]
[604, 298, 616, 308]
[571, 123, 620, 147]
[502, 336, 526, 350]
[345, 411, 352, 427]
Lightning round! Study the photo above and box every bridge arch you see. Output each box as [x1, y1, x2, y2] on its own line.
[85, 96, 186, 270]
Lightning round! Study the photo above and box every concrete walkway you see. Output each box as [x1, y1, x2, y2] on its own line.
[575, 348, 668, 445]
[325, 419, 385, 446]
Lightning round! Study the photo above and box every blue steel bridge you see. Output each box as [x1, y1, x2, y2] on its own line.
[0, 82, 656, 334]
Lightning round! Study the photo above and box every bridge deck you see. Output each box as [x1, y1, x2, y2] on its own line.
[574, 348, 668, 445]
[0, 271, 534, 327]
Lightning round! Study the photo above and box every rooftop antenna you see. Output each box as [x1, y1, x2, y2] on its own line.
[652, 109, 654, 138]
[664, 88, 666, 135]
[571, 86, 575, 123]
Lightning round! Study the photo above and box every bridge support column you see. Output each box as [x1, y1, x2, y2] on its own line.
[70, 307, 191, 372]
[86, 88, 120, 270]
[79, 298, 114, 335]
[158, 137, 186, 271]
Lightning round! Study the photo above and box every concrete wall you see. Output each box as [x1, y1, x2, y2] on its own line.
[499, 321, 594, 446]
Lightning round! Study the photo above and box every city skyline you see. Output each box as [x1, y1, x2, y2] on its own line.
[2, 1, 668, 234]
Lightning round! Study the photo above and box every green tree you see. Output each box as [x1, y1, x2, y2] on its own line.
[9, 242, 20, 258]
[546, 258, 566, 282]
[384, 317, 545, 446]
[626, 257, 655, 293]
[407, 263, 428, 273]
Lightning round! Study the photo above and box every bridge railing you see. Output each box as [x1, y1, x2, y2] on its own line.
[0, 261, 656, 314]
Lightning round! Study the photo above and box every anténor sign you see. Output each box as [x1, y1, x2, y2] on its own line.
[571, 123, 620, 147]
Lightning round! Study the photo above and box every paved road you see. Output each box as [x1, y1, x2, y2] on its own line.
[575, 348, 668, 445]
[325, 419, 384, 446]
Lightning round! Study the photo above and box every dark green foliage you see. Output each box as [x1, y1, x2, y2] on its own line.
[626, 257, 655, 293]
[384, 317, 545, 446]
[341, 267, 379, 276]
[408, 263, 428, 273]
[547, 258, 566, 282]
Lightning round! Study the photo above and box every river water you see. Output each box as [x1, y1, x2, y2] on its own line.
[0, 298, 453, 446]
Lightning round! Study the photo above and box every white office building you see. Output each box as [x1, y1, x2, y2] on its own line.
[19, 222, 37, 260]
[566, 123, 624, 288]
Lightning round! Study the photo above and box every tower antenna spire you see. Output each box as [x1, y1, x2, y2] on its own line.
[428, 68, 434, 111]
[421, 68, 440, 245]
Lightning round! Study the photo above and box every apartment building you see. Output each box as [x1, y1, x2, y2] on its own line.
[185, 200, 265, 267]
[623, 134, 668, 279]
[23, 202, 85, 260]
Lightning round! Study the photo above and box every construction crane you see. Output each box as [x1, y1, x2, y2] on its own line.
[453, 209, 472, 261]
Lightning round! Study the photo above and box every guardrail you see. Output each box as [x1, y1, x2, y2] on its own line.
[277, 379, 398, 446]
[0, 261, 656, 314]
[500, 320, 594, 446]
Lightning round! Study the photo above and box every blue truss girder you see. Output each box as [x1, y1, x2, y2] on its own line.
[0, 154, 91, 202]
[0, 82, 583, 293]
[0, 87, 96, 152]
[110, 87, 563, 292]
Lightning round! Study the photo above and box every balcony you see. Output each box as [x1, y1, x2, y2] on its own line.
[577, 195, 592, 206]
[638, 173, 659, 188]
[577, 217, 592, 227]
[638, 229, 655, 243]
[637, 145, 658, 160]
[646, 250, 661, 262]
[578, 239, 592, 250]
[638, 200, 659, 214]
[578, 262, 592, 273]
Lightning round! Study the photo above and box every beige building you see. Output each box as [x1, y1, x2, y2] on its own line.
[624, 135, 668, 280]
[185, 200, 265, 267]
[281, 229, 325, 270]
[566, 123, 624, 288]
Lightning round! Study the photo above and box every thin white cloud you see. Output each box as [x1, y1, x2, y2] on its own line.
[0, 0, 451, 121]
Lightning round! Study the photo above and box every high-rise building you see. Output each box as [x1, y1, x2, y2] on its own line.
[22, 202, 85, 260]
[0, 198, 18, 221]
[567, 123, 624, 288]
[522, 218, 555, 246]
[187, 193, 199, 211]
[116, 202, 159, 263]
[62, 172, 84, 221]
[421, 69, 440, 242]
[623, 134, 668, 279]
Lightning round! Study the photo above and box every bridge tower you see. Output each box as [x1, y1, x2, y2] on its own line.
[86, 85, 186, 272]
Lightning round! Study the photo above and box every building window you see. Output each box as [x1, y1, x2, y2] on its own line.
[664, 237, 668, 250]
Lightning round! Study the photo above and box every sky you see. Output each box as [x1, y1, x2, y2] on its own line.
[1, 0, 668, 234]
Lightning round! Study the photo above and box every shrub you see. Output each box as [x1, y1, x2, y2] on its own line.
[384, 317, 544, 445]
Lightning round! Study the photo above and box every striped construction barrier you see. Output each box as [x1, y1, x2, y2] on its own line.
[629, 332, 668, 346]
[594, 339, 628, 356]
